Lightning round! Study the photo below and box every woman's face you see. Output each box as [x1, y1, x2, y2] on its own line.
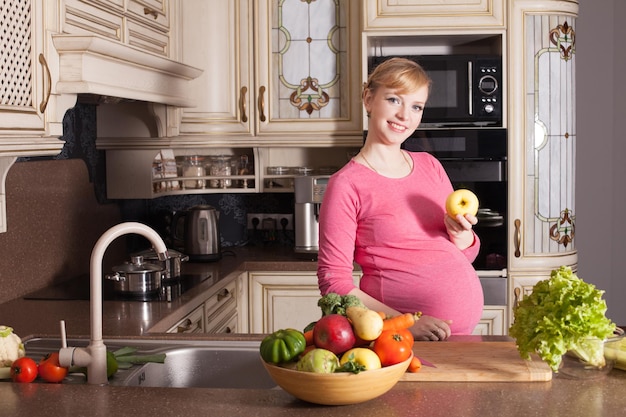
[364, 85, 429, 145]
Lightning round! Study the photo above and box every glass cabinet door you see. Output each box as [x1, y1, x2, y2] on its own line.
[255, 0, 362, 138]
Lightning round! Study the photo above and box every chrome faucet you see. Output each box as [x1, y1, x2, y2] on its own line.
[58, 222, 168, 384]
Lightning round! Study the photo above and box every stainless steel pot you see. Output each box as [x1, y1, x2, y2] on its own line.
[132, 248, 189, 280]
[106, 256, 164, 294]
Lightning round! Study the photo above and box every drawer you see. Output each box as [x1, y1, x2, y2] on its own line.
[64, 0, 124, 42]
[126, 18, 169, 56]
[205, 297, 236, 334]
[204, 280, 237, 318]
[167, 304, 205, 333]
[126, 0, 169, 30]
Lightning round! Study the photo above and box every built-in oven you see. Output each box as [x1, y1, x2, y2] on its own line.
[401, 128, 507, 305]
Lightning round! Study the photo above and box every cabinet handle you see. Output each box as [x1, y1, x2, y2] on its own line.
[258, 86, 266, 122]
[217, 288, 231, 302]
[38, 54, 51, 113]
[177, 318, 195, 333]
[143, 7, 158, 19]
[513, 287, 521, 307]
[514, 218, 521, 258]
[240, 86, 248, 123]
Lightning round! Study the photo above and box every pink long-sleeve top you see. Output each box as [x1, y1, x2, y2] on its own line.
[317, 152, 484, 335]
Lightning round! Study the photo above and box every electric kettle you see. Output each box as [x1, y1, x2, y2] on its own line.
[173, 205, 222, 262]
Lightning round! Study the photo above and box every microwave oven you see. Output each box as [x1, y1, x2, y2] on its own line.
[368, 55, 502, 127]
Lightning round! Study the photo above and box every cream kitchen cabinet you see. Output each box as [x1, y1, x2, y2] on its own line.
[104, 147, 258, 199]
[62, 0, 170, 57]
[204, 278, 239, 334]
[167, 304, 205, 333]
[0, 0, 70, 232]
[173, 0, 363, 147]
[247, 271, 505, 336]
[363, 0, 505, 30]
[507, 1, 579, 325]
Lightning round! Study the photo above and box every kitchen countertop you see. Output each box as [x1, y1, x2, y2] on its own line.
[0, 246, 319, 338]
[2, 246, 626, 416]
[2, 334, 626, 417]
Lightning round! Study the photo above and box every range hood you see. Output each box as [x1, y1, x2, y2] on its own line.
[52, 35, 202, 107]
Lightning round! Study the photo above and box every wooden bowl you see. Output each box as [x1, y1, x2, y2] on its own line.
[261, 355, 412, 405]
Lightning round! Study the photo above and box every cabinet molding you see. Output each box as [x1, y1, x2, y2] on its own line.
[52, 35, 202, 107]
[363, 0, 505, 30]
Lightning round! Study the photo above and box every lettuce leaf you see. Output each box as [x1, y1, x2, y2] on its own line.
[509, 266, 616, 372]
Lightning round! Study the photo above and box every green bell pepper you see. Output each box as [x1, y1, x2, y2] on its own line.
[260, 328, 306, 364]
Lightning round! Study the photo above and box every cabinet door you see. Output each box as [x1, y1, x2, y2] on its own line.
[0, 0, 48, 135]
[473, 306, 506, 336]
[363, 0, 505, 30]
[254, 0, 362, 138]
[248, 272, 321, 334]
[177, 0, 253, 136]
[248, 271, 361, 333]
[508, 2, 579, 274]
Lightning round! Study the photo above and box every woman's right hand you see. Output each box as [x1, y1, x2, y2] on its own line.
[410, 315, 452, 341]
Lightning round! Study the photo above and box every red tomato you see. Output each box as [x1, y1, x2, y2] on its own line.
[372, 329, 413, 366]
[38, 352, 68, 383]
[10, 357, 38, 383]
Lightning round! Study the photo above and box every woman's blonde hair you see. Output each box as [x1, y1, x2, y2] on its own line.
[363, 57, 432, 99]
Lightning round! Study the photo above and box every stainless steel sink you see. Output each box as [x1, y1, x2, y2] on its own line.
[23, 338, 277, 389]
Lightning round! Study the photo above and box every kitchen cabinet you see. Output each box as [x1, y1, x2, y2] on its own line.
[0, 0, 70, 232]
[204, 278, 238, 334]
[246, 271, 505, 335]
[62, 0, 170, 57]
[362, 0, 505, 30]
[507, 1, 579, 325]
[173, 0, 363, 147]
[167, 304, 204, 333]
[247, 272, 326, 334]
[104, 147, 258, 198]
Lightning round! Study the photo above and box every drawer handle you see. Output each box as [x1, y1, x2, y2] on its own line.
[144, 7, 158, 19]
[177, 318, 195, 332]
[258, 86, 266, 122]
[514, 218, 521, 258]
[39, 54, 51, 113]
[240, 86, 248, 123]
[217, 288, 231, 302]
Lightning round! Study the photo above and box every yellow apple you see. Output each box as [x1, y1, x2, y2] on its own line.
[445, 189, 479, 217]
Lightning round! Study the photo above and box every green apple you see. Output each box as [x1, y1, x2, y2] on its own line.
[445, 189, 479, 217]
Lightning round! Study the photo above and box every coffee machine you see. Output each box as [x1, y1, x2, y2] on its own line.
[294, 175, 330, 255]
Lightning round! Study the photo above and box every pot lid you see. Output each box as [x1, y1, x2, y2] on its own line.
[113, 256, 164, 273]
[132, 248, 189, 262]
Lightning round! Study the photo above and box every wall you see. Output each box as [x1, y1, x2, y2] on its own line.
[576, 0, 626, 324]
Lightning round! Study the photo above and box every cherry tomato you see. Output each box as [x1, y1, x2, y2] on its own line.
[38, 352, 68, 383]
[10, 357, 38, 383]
[372, 329, 413, 366]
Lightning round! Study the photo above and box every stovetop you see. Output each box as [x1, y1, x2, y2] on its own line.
[23, 272, 213, 302]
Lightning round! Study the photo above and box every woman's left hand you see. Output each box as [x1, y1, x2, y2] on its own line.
[444, 213, 477, 250]
[410, 315, 452, 341]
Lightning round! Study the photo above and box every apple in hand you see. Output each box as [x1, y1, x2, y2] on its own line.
[446, 189, 479, 217]
[313, 314, 356, 355]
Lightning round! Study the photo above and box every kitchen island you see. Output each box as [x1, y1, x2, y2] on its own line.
[1, 247, 626, 416]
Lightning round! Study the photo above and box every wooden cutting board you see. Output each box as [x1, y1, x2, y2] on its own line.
[400, 341, 553, 382]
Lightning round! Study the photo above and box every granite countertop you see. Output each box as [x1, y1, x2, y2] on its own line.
[2, 333, 626, 417]
[2, 246, 626, 417]
[0, 246, 319, 339]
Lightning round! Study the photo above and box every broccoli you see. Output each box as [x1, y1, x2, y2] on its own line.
[317, 293, 366, 316]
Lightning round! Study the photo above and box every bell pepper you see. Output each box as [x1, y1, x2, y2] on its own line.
[260, 328, 306, 364]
